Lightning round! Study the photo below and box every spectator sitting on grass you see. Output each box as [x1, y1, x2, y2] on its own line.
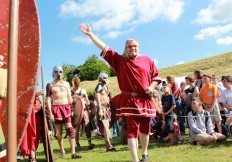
[188, 97, 226, 145]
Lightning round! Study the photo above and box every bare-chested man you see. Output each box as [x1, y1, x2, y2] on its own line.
[95, 71, 116, 151]
[46, 65, 81, 159]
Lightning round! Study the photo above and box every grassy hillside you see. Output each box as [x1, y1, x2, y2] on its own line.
[159, 51, 232, 78]
[81, 51, 232, 96]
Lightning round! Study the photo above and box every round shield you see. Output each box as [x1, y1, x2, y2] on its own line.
[0, 0, 40, 152]
[72, 96, 84, 128]
[88, 100, 97, 121]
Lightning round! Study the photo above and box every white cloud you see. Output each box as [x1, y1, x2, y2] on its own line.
[193, 0, 232, 45]
[194, 0, 232, 25]
[60, 0, 184, 39]
[175, 61, 184, 65]
[104, 29, 134, 39]
[216, 36, 232, 45]
[71, 36, 92, 45]
[194, 24, 232, 40]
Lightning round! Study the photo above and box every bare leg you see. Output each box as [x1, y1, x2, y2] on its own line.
[56, 123, 65, 154]
[128, 138, 139, 162]
[66, 123, 76, 154]
[215, 133, 226, 141]
[139, 132, 149, 155]
[216, 121, 222, 134]
[104, 120, 110, 144]
[196, 136, 214, 145]
[85, 123, 95, 149]
[29, 150, 36, 162]
[75, 124, 81, 148]
[104, 120, 115, 151]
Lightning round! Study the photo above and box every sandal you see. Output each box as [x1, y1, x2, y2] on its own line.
[71, 153, 82, 159]
[88, 143, 95, 150]
[59, 151, 65, 159]
[76, 143, 82, 150]
[106, 145, 116, 152]
[29, 158, 37, 162]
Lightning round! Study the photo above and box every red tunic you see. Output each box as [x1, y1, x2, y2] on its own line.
[20, 97, 43, 157]
[101, 47, 161, 118]
[20, 107, 36, 157]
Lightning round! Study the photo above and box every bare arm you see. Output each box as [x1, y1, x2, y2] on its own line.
[79, 24, 106, 51]
[46, 96, 54, 120]
[225, 116, 232, 126]
[222, 102, 232, 111]
[67, 83, 73, 104]
[95, 92, 104, 119]
[35, 89, 45, 97]
[208, 97, 218, 113]
[164, 104, 176, 115]
[95, 92, 102, 110]
[83, 89, 90, 105]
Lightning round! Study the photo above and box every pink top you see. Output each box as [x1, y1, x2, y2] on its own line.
[171, 82, 179, 94]
[172, 121, 182, 140]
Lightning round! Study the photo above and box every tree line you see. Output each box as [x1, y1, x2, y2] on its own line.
[62, 54, 116, 85]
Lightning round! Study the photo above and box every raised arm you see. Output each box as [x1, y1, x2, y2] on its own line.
[79, 24, 106, 51]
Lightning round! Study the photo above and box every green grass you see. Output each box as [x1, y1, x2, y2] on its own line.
[19, 129, 232, 162]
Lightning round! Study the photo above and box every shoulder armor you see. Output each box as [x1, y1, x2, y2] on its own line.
[71, 90, 75, 96]
[46, 83, 52, 97]
[95, 83, 104, 93]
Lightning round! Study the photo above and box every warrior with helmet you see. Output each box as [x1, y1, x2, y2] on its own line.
[71, 75, 95, 150]
[95, 71, 116, 151]
[46, 65, 82, 159]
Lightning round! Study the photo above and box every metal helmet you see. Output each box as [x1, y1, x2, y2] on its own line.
[98, 70, 109, 84]
[52, 65, 64, 80]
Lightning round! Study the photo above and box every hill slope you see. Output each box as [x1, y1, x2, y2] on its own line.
[159, 51, 232, 78]
[81, 51, 232, 96]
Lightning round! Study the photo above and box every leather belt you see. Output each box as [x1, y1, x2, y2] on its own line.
[122, 91, 148, 97]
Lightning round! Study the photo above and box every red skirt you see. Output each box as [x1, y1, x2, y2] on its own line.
[52, 104, 71, 121]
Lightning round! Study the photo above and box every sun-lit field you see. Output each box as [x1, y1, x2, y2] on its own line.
[18, 127, 232, 162]
[17, 51, 232, 162]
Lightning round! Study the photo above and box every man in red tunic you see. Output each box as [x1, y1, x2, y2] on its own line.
[80, 24, 161, 162]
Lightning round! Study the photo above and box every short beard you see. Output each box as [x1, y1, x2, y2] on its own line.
[128, 55, 136, 60]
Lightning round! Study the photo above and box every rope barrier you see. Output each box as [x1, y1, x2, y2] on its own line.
[163, 113, 231, 118]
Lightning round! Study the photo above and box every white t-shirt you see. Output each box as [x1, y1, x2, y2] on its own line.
[216, 82, 226, 94]
[219, 89, 232, 106]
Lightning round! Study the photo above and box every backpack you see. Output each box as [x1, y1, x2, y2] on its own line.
[191, 109, 209, 127]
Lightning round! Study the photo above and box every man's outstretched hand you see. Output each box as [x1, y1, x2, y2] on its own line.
[80, 24, 92, 36]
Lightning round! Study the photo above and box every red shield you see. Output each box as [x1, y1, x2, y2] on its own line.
[0, 0, 40, 152]
[72, 96, 84, 128]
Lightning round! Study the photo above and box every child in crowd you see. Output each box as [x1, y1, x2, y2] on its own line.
[172, 114, 183, 142]
[161, 81, 177, 146]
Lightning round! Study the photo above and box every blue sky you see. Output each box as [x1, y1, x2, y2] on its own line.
[36, 0, 232, 84]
